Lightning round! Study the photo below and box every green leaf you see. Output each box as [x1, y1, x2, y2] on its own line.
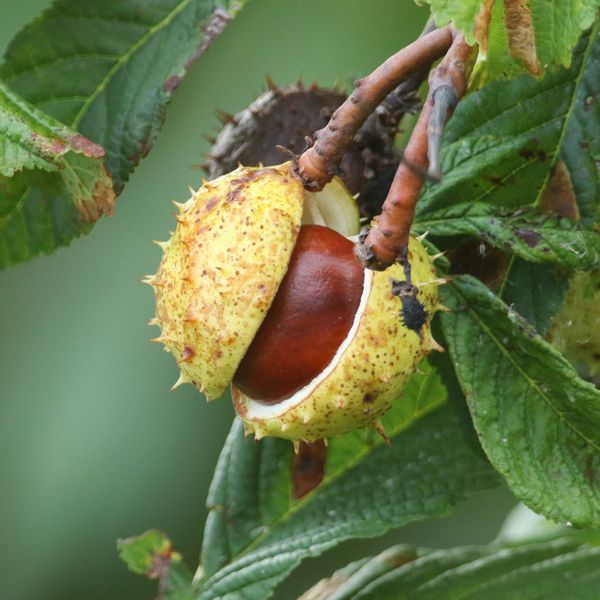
[0, 0, 244, 268]
[302, 538, 600, 600]
[545, 270, 600, 380]
[298, 545, 426, 600]
[197, 361, 499, 599]
[472, 27, 600, 333]
[441, 274, 600, 527]
[481, 23, 600, 223]
[498, 258, 569, 335]
[417, 27, 597, 224]
[559, 29, 600, 224]
[0, 80, 102, 178]
[497, 503, 574, 545]
[463, 0, 599, 79]
[417, 1, 485, 44]
[117, 530, 195, 600]
[299, 545, 486, 600]
[530, 1, 599, 69]
[297, 556, 375, 600]
[416, 206, 600, 270]
[0, 80, 114, 266]
[416, 27, 600, 315]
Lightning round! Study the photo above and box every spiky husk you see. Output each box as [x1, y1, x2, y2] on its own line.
[150, 163, 304, 400]
[232, 236, 441, 442]
[204, 82, 398, 219]
[150, 161, 442, 443]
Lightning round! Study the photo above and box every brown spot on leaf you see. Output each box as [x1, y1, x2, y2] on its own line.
[504, 0, 541, 76]
[292, 439, 327, 499]
[185, 8, 232, 71]
[68, 134, 105, 159]
[128, 135, 155, 170]
[518, 146, 548, 161]
[31, 132, 68, 157]
[299, 572, 353, 599]
[585, 453, 596, 486]
[515, 227, 542, 247]
[583, 94, 596, 112]
[164, 74, 183, 93]
[486, 175, 504, 186]
[77, 169, 115, 222]
[539, 161, 579, 219]
[384, 548, 419, 569]
[147, 542, 174, 580]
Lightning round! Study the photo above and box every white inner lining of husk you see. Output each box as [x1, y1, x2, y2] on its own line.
[243, 267, 374, 419]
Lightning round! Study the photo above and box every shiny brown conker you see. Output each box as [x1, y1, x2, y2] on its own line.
[233, 224, 364, 403]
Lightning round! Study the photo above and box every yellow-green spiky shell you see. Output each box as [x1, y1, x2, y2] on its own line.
[232, 236, 441, 442]
[150, 160, 442, 443]
[152, 163, 304, 399]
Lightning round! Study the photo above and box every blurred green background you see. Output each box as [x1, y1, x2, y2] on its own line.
[0, 1, 517, 598]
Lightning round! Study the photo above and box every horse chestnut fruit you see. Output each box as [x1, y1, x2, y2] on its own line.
[148, 162, 442, 443]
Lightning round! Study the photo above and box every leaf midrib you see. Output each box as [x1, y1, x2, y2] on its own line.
[418, 109, 563, 217]
[532, 23, 597, 212]
[442, 72, 577, 152]
[451, 279, 600, 453]
[421, 545, 597, 600]
[0, 186, 31, 231]
[239, 401, 443, 555]
[1, 1, 196, 243]
[497, 26, 597, 297]
[421, 29, 595, 230]
[70, 0, 193, 129]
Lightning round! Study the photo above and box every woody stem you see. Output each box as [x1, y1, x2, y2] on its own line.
[355, 32, 477, 271]
[296, 26, 453, 190]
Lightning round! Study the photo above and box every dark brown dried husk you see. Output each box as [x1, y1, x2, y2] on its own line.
[203, 82, 400, 219]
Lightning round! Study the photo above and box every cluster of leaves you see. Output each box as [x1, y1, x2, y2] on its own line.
[120, 12, 600, 600]
[298, 535, 600, 599]
[2, 0, 600, 599]
[0, 0, 244, 268]
[422, 0, 598, 79]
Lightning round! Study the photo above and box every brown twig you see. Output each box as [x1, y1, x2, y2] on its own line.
[352, 19, 441, 220]
[355, 33, 477, 272]
[296, 26, 453, 191]
[356, 18, 438, 149]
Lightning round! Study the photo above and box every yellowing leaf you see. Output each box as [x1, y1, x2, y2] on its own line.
[0, 0, 246, 269]
[504, 0, 541, 75]
[475, 0, 496, 52]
